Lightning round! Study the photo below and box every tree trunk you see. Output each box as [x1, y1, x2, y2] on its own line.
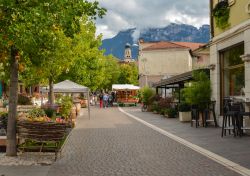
[49, 77, 55, 104]
[6, 47, 19, 156]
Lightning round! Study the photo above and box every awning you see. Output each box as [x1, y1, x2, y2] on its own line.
[42, 80, 89, 93]
[112, 84, 140, 91]
[153, 71, 193, 88]
[153, 69, 210, 88]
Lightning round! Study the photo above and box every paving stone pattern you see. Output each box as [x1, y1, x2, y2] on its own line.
[123, 106, 250, 169]
[47, 107, 240, 176]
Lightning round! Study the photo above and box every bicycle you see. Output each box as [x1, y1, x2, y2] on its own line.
[141, 103, 147, 112]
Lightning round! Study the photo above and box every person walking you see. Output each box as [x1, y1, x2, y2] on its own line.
[103, 93, 108, 108]
[94, 94, 97, 105]
[108, 93, 113, 107]
[99, 93, 103, 108]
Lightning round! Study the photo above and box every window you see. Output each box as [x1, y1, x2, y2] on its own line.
[220, 43, 244, 97]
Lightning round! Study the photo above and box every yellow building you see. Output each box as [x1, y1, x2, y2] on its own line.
[210, 0, 250, 123]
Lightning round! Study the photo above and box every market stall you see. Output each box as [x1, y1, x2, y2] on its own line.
[112, 84, 140, 105]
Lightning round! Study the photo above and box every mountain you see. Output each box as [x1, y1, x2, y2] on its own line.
[100, 23, 210, 60]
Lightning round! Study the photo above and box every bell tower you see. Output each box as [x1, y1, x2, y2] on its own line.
[124, 43, 132, 62]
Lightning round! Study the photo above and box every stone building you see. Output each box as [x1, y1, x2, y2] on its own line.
[138, 40, 204, 87]
[210, 0, 250, 121]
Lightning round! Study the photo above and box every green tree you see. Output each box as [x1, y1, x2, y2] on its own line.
[182, 71, 211, 109]
[101, 55, 120, 90]
[140, 86, 155, 105]
[40, 30, 74, 104]
[118, 63, 138, 85]
[0, 0, 105, 156]
[58, 22, 106, 91]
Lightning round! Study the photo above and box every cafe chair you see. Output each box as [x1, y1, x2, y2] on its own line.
[203, 101, 218, 127]
[237, 103, 250, 137]
[221, 101, 241, 137]
[191, 105, 200, 128]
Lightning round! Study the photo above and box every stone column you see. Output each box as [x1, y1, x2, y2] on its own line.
[243, 28, 250, 102]
[210, 44, 221, 119]
[241, 54, 250, 101]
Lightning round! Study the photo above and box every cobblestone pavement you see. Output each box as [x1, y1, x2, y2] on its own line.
[0, 166, 50, 176]
[122, 106, 250, 169]
[47, 107, 240, 176]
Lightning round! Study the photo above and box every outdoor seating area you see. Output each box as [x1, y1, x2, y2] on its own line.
[191, 101, 218, 128]
[221, 97, 250, 137]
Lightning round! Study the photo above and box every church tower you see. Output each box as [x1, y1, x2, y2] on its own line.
[124, 43, 132, 62]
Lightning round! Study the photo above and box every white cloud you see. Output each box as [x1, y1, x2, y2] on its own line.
[95, 25, 115, 39]
[95, 0, 209, 39]
[164, 9, 209, 28]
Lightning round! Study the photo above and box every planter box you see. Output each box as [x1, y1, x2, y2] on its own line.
[179, 111, 191, 122]
[0, 136, 6, 146]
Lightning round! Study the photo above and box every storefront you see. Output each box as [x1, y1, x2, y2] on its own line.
[219, 43, 245, 111]
[210, 22, 250, 124]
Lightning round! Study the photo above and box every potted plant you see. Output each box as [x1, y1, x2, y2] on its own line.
[178, 102, 191, 122]
[165, 108, 177, 118]
[182, 70, 211, 121]
[141, 86, 155, 111]
[160, 108, 167, 116]
[152, 101, 160, 114]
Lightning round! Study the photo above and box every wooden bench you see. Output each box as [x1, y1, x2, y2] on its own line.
[17, 121, 72, 160]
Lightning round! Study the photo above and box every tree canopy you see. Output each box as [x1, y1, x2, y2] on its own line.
[118, 63, 138, 85]
[57, 21, 106, 91]
[0, 0, 106, 156]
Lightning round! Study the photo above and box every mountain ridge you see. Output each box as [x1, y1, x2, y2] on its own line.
[101, 23, 210, 59]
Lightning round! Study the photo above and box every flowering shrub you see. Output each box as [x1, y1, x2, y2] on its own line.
[28, 108, 46, 119]
[158, 97, 173, 109]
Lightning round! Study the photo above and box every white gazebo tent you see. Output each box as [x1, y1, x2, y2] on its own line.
[41, 80, 91, 119]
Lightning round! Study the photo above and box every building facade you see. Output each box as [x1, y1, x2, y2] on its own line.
[210, 0, 250, 123]
[192, 45, 210, 70]
[138, 40, 204, 87]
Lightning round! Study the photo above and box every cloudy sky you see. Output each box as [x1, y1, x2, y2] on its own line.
[94, 0, 210, 39]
